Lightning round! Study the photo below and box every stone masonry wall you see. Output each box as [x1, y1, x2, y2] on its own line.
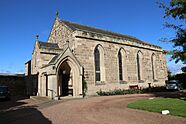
[70, 31, 167, 95]
[39, 48, 62, 67]
[31, 41, 40, 75]
[0, 75, 26, 98]
[48, 18, 73, 49]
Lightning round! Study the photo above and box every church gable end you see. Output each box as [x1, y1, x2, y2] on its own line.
[48, 15, 73, 49]
[31, 38, 41, 74]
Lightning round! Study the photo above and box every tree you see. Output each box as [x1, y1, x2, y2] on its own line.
[158, 0, 186, 64]
[181, 66, 186, 72]
[167, 69, 175, 80]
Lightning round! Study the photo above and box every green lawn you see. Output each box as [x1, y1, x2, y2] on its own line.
[128, 97, 186, 117]
[181, 89, 186, 93]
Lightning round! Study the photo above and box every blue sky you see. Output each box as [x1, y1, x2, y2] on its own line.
[0, 0, 184, 74]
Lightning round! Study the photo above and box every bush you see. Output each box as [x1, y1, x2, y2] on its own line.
[96, 86, 166, 96]
[175, 73, 186, 89]
[97, 89, 142, 96]
[82, 78, 88, 97]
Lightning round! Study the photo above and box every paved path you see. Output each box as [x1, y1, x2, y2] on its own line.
[41, 94, 186, 124]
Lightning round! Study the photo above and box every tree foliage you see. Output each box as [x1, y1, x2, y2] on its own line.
[158, 0, 186, 64]
[167, 69, 175, 80]
[181, 66, 186, 72]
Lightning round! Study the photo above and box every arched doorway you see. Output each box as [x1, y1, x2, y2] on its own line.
[56, 56, 83, 98]
[58, 61, 73, 96]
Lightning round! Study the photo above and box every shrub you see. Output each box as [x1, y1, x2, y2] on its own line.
[96, 86, 167, 96]
[97, 89, 142, 96]
[82, 78, 88, 97]
[175, 73, 186, 89]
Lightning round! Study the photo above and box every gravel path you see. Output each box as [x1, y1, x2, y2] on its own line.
[1, 94, 186, 124]
[41, 94, 186, 124]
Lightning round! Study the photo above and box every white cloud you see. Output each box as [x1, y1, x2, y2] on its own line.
[167, 61, 185, 74]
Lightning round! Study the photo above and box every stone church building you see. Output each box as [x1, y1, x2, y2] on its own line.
[25, 13, 167, 99]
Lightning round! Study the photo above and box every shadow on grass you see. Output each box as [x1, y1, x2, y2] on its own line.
[0, 105, 51, 124]
[152, 91, 186, 101]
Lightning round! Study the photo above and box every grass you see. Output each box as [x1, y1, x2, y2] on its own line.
[128, 97, 186, 117]
[181, 89, 186, 93]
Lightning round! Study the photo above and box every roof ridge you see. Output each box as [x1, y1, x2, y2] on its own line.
[38, 41, 60, 49]
[61, 20, 161, 48]
[62, 20, 140, 40]
[38, 41, 58, 44]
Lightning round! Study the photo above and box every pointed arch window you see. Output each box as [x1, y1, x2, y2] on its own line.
[118, 48, 128, 82]
[95, 46, 101, 81]
[137, 51, 143, 81]
[118, 51, 123, 80]
[151, 54, 156, 80]
[94, 45, 105, 83]
[137, 53, 141, 80]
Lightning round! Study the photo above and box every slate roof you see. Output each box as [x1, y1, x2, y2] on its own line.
[49, 54, 59, 64]
[38, 41, 60, 49]
[62, 20, 161, 48]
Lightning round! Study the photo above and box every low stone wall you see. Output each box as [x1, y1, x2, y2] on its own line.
[25, 74, 38, 96]
[0, 74, 26, 98]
